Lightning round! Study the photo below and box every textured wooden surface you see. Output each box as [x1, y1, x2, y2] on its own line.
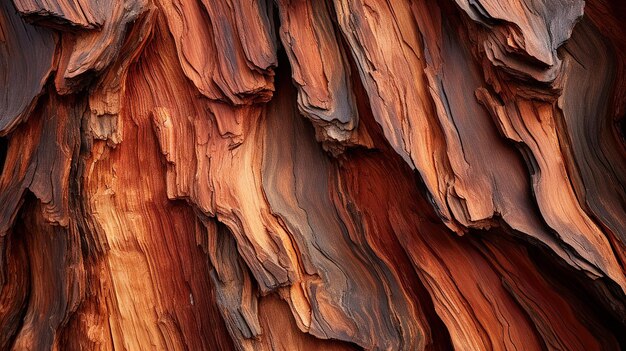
[1, 0, 626, 350]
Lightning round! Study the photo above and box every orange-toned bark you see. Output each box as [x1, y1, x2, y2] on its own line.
[1, 0, 626, 350]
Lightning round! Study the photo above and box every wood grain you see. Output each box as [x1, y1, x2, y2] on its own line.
[1, 0, 625, 349]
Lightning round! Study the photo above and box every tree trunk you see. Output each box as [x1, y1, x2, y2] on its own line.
[1, 0, 626, 349]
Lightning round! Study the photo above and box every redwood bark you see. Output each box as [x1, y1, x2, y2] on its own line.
[1, 0, 626, 350]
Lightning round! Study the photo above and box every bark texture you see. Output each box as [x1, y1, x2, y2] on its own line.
[1, 0, 626, 350]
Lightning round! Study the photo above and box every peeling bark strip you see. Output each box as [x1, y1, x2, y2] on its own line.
[1, 0, 625, 349]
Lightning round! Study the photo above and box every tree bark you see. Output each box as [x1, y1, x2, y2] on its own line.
[1, 0, 626, 350]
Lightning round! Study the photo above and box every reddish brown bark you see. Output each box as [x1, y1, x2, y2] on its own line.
[1, 0, 626, 350]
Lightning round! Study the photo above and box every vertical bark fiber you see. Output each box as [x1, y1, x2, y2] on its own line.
[1, 0, 626, 350]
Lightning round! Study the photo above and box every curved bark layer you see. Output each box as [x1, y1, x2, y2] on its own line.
[1, 0, 626, 350]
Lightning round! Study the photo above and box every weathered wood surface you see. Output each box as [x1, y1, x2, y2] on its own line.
[1, 0, 626, 349]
